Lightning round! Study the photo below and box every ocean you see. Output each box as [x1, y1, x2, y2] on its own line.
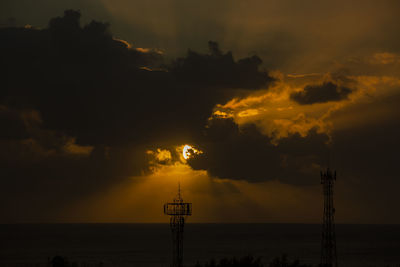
[0, 224, 399, 267]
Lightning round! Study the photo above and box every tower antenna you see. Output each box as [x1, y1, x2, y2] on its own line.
[320, 167, 338, 267]
[164, 183, 192, 267]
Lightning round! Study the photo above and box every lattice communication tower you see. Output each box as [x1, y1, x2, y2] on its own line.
[164, 185, 192, 267]
[320, 168, 338, 267]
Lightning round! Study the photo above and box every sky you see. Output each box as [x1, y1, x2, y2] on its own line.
[0, 0, 399, 223]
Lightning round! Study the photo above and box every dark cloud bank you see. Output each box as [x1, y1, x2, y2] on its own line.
[2, 10, 272, 144]
[290, 82, 352, 105]
[0, 10, 281, 221]
[1, 10, 399, 222]
[188, 118, 329, 184]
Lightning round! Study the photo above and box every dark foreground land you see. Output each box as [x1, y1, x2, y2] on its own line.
[1, 224, 400, 267]
[45, 254, 311, 267]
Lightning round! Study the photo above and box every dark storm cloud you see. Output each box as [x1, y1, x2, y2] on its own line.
[0, 10, 274, 221]
[171, 41, 272, 89]
[1, 10, 272, 145]
[0, 106, 30, 139]
[290, 82, 352, 105]
[0, 106, 150, 221]
[188, 117, 329, 184]
[3, 0, 400, 74]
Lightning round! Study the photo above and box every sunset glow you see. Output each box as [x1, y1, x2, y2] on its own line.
[1, 0, 400, 226]
[182, 145, 201, 160]
[2, 2, 400, 266]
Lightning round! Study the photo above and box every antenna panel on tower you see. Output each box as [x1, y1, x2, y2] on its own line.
[164, 203, 192, 216]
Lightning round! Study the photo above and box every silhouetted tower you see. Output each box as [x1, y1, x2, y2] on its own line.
[164, 184, 192, 267]
[320, 168, 338, 267]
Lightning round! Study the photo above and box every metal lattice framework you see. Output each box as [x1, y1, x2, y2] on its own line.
[320, 168, 338, 267]
[164, 185, 192, 267]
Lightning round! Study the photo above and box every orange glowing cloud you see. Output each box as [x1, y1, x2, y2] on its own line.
[211, 61, 400, 145]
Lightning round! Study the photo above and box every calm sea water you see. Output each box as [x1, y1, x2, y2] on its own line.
[0, 224, 399, 267]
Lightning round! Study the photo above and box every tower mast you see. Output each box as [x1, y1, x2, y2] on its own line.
[320, 168, 338, 267]
[164, 184, 192, 267]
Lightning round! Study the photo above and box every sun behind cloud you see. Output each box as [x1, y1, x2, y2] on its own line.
[182, 144, 202, 160]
